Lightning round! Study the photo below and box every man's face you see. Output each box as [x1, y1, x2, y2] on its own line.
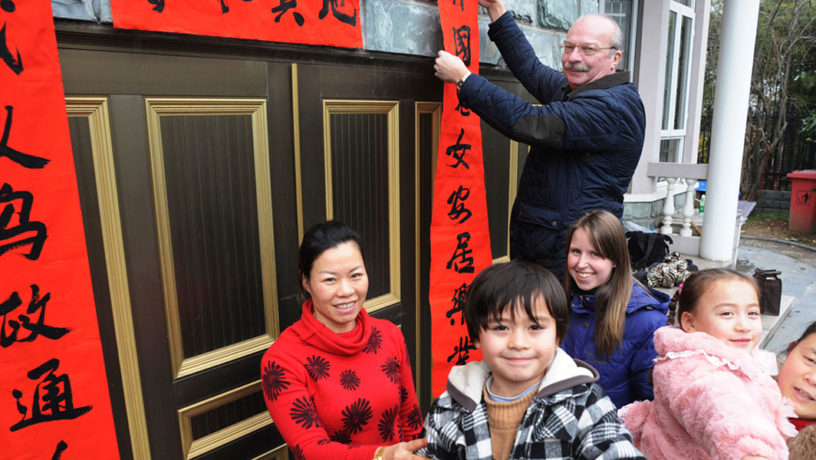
[561, 16, 622, 90]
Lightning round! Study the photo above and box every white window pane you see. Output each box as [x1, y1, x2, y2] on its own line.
[662, 11, 677, 131]
[659, 138, 683, 163]
[674, 15, 693, 130]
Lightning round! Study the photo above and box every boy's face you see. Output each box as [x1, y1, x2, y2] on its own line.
[477, 297, 559, 397]
[778, 333, 816, 419]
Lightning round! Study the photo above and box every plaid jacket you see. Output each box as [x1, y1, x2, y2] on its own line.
[423, 349, 645, 460]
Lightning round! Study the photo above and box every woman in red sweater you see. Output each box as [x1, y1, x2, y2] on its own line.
[261, 221, 428, 460]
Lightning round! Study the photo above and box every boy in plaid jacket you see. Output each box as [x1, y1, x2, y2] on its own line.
[422, 261, 644, 460]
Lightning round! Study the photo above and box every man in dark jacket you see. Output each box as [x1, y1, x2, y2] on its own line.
[434, 0, 645, 278]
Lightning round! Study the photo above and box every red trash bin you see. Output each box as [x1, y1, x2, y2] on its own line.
[786, 169, 816, 232]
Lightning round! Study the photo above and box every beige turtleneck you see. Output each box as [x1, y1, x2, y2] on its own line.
[483, 383, 538, 460]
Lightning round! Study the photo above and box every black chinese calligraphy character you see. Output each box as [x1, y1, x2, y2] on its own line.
[1, 0, 15, 13]
[454, 96, 470, 117]
[319, 0, 356, 26]
[221, 0, 255, 14]
[0, 23, 22, 75]
[147, 0, 165, 13]
[445, 283, 468, 326]
[445, 128, 471, 169]
[447, 185, 472, 223]
[271, 0, 305, 26]
[447, 335, 476, 365]
[0, 183, 47, 260]
[453, 25, 471, 67]
[10, 359, 92, 431]
[453, 0, 464, 12]
[1, 106, 49, 168]
[52, 441, 68, 460]
[1, 284, 70, 348]
[446, 231, 475, 273]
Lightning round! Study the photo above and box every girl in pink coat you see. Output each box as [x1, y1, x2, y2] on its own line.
[619, 269, 796, 460]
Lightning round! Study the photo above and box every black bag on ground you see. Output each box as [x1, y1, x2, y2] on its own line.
[753, 268, 782, 316]
[626, 231, 673, 271]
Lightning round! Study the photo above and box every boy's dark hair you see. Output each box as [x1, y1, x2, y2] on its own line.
[298, 220, 364, 298]
[677, 268, 759, 330]
[465, 260, 569, 343]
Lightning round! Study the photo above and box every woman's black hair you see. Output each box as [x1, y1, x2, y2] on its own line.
[465, 260, 569, 344]
[298, 221, 364, 297]
[795, 322, 816, 345]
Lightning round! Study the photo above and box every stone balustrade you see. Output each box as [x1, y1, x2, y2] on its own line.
[646, 162, 709, 256]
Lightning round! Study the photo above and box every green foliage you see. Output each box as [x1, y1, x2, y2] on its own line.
[801, 110, 816, 141]
[748, 211, 790, 222]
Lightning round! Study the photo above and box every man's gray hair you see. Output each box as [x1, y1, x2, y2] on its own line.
[609, 17, 624, 53]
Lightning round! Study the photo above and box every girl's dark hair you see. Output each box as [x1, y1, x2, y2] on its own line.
[563, 210, 634, 357]
[676, 268, 759, 329]
[465, 260, 569, 344]
[298, 221, 364, 297]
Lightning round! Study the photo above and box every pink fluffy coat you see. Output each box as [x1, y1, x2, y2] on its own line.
[619, 326, 796, 460]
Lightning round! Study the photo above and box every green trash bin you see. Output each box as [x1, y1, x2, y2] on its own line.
[786, 170, 816, 232]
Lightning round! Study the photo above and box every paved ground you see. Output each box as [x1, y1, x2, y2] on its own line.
[734, 238, 816, 356]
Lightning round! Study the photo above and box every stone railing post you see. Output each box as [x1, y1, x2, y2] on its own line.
[681, 179, 698, 236]
[660, 178, 677, 235]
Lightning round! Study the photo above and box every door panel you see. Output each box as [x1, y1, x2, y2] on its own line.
[62, 47, 293, 459]
[61, 36, 440, 458]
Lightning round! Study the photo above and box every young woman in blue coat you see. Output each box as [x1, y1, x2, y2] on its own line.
[560, 210, 670, 408]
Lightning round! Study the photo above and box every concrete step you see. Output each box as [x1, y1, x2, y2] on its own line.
[761, 294, 794, 348]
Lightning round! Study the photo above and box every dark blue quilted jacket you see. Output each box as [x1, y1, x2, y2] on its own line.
[458, 12, 646, 274]
[560, 280, 670, 408]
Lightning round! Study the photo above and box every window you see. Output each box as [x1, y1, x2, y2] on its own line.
[660, 1, 695, 163]
[601, 0, 638, 72]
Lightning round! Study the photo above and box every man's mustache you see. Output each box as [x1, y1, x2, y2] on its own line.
[564, 62, 589, 72]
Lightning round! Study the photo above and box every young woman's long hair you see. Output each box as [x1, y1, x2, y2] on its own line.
[563, 210, 633, 357]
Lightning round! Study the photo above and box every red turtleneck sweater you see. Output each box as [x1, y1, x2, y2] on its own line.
[261, 301, 423, 459]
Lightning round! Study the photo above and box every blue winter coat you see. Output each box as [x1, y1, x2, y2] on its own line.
[457, 12, 646, 277]
[560, 280, 670, 408]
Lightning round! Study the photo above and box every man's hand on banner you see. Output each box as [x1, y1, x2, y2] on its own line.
[478, 0, 507, 22]
[434, 50, 470, 84]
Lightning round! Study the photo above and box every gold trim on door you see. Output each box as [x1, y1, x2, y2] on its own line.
[177, 380, 273, 459]
[251, 444, 291, 460]
[65, 97, 152, 460]
[291, 64, 305, 242]
[144, 98, 279, 379]
[320, 100, 401, 313]
[499, 140, 524, 264]
[414, 101, 440, 405]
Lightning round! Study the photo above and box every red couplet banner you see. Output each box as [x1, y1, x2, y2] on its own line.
[110, 0, 362, 48]
[429, 0, 492, 397]
[1, 2, 120, 459]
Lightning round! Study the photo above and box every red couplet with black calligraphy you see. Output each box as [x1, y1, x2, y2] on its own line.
[111, 0, 362, 49]
[0, 1, 120, 458]
[429, 0, 492, 396]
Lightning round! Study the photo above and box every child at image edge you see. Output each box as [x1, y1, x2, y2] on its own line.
[422, 260, 644, 460]
[619, 269, 796, 460]
[778, 321, 816, 459]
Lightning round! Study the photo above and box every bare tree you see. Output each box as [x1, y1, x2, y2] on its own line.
[742, 0, 816, 198]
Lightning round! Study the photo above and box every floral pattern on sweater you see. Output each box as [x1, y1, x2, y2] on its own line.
[261, 301, 422, 459]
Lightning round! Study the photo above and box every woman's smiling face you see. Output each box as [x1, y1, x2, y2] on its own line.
[302, 241, 368, 333]
[567, 227, 614, 291]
